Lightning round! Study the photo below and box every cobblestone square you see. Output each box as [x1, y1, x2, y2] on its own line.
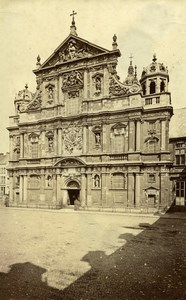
[0, 208, 186, 299]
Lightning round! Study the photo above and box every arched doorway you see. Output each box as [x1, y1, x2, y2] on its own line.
[67, 181, 80, 205]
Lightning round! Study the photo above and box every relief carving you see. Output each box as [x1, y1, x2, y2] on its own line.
[58, 39, 100, 63]
[62, 70, 84, 99]
[109, 77, 129, 96]
[63, 124, 82, 154]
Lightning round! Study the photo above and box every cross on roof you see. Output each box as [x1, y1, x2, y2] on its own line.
[70, 10, 77, 25]
[129, 54, 133, 64]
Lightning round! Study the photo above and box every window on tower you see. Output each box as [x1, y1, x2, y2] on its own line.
[150, 81, 156, 94]
[142, 84, 146, 95]
[160, 80, 165, 92]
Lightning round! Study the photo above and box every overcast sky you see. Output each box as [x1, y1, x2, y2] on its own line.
[0, 0, 186, 153]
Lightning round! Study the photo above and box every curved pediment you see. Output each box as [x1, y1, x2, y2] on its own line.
[54, 157, 86, 167]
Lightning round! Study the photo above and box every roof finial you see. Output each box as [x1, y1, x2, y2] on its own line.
[70, 10, 77, 36]
[152, 53, 157, 63]
[25, 83, 28, 90]
[134, 65, 137, 78]
[36, 55, 41, 67]
[112, 34, 118, 50]
[129, 54, 133, 66]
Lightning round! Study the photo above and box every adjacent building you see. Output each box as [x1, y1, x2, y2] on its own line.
[0, 153, 9, 205]
[169, 108, 186, 207]
[7, 18, 173, 212]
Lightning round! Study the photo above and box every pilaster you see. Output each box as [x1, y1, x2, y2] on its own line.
[129, 120, 135, 151]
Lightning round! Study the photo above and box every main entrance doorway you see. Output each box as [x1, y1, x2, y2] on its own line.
[67, 180, 80, 205]
[68, 189, 80, 205]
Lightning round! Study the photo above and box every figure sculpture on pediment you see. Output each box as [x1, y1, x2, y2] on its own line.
[67, 40, 77, 59]
[59, 51, 66, 62]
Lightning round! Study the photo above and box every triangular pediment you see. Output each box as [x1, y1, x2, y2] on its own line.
[40, 35, 111, 69]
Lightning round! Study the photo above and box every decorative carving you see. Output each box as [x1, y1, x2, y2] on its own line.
[63, 124, 82, 154]
[56, 158, 84, 167]
[109, 77, 129, 96]
[27, 89, 42, 111]
[61, 70, 83, 99]
[28, 132, 39, 143]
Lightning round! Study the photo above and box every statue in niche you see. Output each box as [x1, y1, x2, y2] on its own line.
[48, 86, 54, 100]
[94, 175, 100, 188]
[95, 132, 101, 145]
[48, 137, 54, 152]
[47, 175, 52, 187]
[95, 77, 101, 93]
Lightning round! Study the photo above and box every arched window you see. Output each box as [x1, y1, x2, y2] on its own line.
[142, 84, 146, 95]
[160, 80, 165, 92]
[150, 81, 156, 94]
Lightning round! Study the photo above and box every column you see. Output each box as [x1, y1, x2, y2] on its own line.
[129, 120, 135, 151]
[101, 171, 107, 206]
[135, 174, 141, 207]
[161, 120, 166, 150]
[84, 69, 88, 98]
[52, 175, 57, 206]
[9, 136, 13, 159]
[136, 121, 141, 151]
[58, 128, 62, 155]
[83, 126, 87, 154]
[102, 125, 107, 153]
[20, 134, 24, 158]
[81, 173, 87, 206]
[9, 176, 14, 204]
[41, 131, 45, 157]
[54, 129, 58, 155]
[127, 173, 134, 206]
[86, 173, 92, 206]
[23, 175, 28, 203]
[103, 67, 108, 97]
[19, 175, 23, 203]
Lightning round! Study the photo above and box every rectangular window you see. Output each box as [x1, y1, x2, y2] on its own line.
[156, 97, 160, 103]
[111, 173, 126, 189]
[31, 142, 38, 158]
[148, 121, 156, 131]
[114, 135, 124, 153]
[148, 174, 156, 183]
[29, 175, 40, 188]
[67, 98, 79, 116]
[175, 154, 185, 165]
[176, 181, 185, 199]
[145, 98, 152, 105]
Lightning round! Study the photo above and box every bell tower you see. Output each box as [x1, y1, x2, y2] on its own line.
[140, 54, 170, 106]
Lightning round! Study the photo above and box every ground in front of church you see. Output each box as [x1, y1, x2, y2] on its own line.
[0, 208, 186, 300]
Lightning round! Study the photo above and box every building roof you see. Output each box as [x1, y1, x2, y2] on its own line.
[169, 108, 186, 139]
[0, 153, 9, 165]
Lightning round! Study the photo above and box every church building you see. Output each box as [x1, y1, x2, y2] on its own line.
[7, 14, 173, 212]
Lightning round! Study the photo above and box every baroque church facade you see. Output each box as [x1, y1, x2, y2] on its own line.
[7, 17, 173, 212]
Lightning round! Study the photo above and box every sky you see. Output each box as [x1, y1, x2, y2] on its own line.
[0, 0, 186, 153]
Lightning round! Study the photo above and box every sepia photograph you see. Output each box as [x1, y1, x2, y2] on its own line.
[0, 0, 186, 299]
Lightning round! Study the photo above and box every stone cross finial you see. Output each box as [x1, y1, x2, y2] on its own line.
[70, 10, 77, 25]
[70, 11, 77, 36]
